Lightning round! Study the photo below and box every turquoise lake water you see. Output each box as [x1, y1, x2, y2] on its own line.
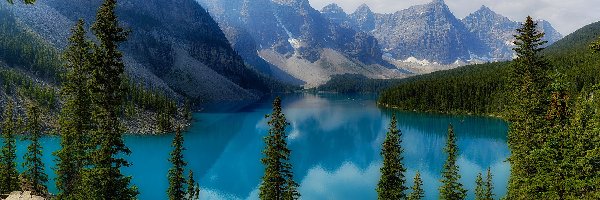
[14, 93, 510, 199]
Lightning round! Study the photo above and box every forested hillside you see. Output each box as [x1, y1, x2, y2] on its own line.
[0, 4, 186, 134]
[379, 19, 600, 199]
[379, 21, 600, 115]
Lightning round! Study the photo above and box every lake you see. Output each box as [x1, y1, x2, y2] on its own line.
[15, 93, 510, 200]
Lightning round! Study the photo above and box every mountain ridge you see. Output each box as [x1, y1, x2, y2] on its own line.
[8, 0, 288, 103]
[321, 1, 563, 64]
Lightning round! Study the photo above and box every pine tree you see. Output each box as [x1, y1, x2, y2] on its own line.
[6, 0, 35, 4]
[377, 114, 407, 199]
[259, 97, 300, 200]
[506, 16, 554, 199]
[591, 36, 600, 52]
[0, 100, 20, 194]
[186, 170, 199, 200]
[54, 19, 93, 199]
[439, 125, 467, 200]
[408, 171, 424, 200]
[484, 168, 494, 199]
[562, 86, 600, 199]
[22, 102, 48, 196]
[167, 127, 186, 200]
[77, 0, 137, 199]
[475, 172, 485, 200]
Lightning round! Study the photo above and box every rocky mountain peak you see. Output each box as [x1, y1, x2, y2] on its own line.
[349, 3, 375, 32]
[321, 3, 345, 14]
[321, 3, 349, 26]
[477, 5, 493, 13]
[429, 0, 447, 7]
[354, 3, 372, 14]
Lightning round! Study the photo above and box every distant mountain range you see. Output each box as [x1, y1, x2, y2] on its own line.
[196, 0, 562, 87]
[0, 0, 564, 96]
[197, 0, 406, 87]
[320, 1, 563, 64]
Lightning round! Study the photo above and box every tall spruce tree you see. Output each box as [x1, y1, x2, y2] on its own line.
[408, 171, 424, 200]
[54, 19, 93, 199]
[484, 168, 494, 199]
[167, 127, 186, 200]
[77, 0, 137, 199]
[377, 114, 407, 199]
[439, 125, 467, 200]
[475, 173, 485, 200]
[0, 100, 20, 194]
[506, 16, 554, 199]
[186, 170, 200, 200]
[259, 97, 300, 200]
[22, 102, 48, 196]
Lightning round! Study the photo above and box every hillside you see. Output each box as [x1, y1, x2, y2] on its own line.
[8, 0, 292, 103]
[378, 21, 600, 114]
[0, 3, 189, 134]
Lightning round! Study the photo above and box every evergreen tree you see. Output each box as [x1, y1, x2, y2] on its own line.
[591, 36, 600, 52]
[22, 102, 48, 196]
[259, 97, 299, 200]
[506, 16, 554, 199]
[439, 125, 467, 200]
[186, 170, 200, 200]
[54, 19, 93, 199]
[475, 173, 485, 200]
[484, 168, 494, 200]
[167, 127, 186, 200]
[475, 168, 494, 200]
[0, 100, 20, 194]
[562, 86, 600, 199]
[408, 171, 424, 200]
[377, 114, 407, 199]
[77, 0, 137, 199]
[6, 0, 35, 4]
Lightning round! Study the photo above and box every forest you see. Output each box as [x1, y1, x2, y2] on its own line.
[379, 18, 600, 199]
[0, 0, 598, 199]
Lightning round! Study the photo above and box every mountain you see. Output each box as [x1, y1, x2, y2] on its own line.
[462, 5, 563, 61]
[348, 3, 376, 33]
[320, 3, 350, 27]
[379, 20, 600, 114]
[371, 0, 482, 64]
[197, 0, 406, 88]
[321, 1, 563, 64]
[8, 0, 287, 103]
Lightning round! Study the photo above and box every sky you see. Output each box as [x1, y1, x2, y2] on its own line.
[308, 0, 600, 35]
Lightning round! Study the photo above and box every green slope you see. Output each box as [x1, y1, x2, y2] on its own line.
[378, 21, 600, 115]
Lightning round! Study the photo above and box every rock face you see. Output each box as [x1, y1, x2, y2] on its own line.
[321, 1, 563, 64]
[462, 5, 563, 61]
[9, 0, 282, 102]
[197, 0, 406, 87]
[371, 0, 481, 64]
[348, 4, 376, 33]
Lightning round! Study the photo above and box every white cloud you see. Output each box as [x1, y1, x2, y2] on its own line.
[309, 0, 600, 35]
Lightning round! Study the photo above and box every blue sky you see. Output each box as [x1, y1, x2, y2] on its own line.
[309, 0, 600, 35]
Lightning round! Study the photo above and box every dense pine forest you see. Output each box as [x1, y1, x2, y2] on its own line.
[380, 18, 600, 199]
[379, 20, 600, 115]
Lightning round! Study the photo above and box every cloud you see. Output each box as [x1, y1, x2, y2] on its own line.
[308, 0, 600, 35]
